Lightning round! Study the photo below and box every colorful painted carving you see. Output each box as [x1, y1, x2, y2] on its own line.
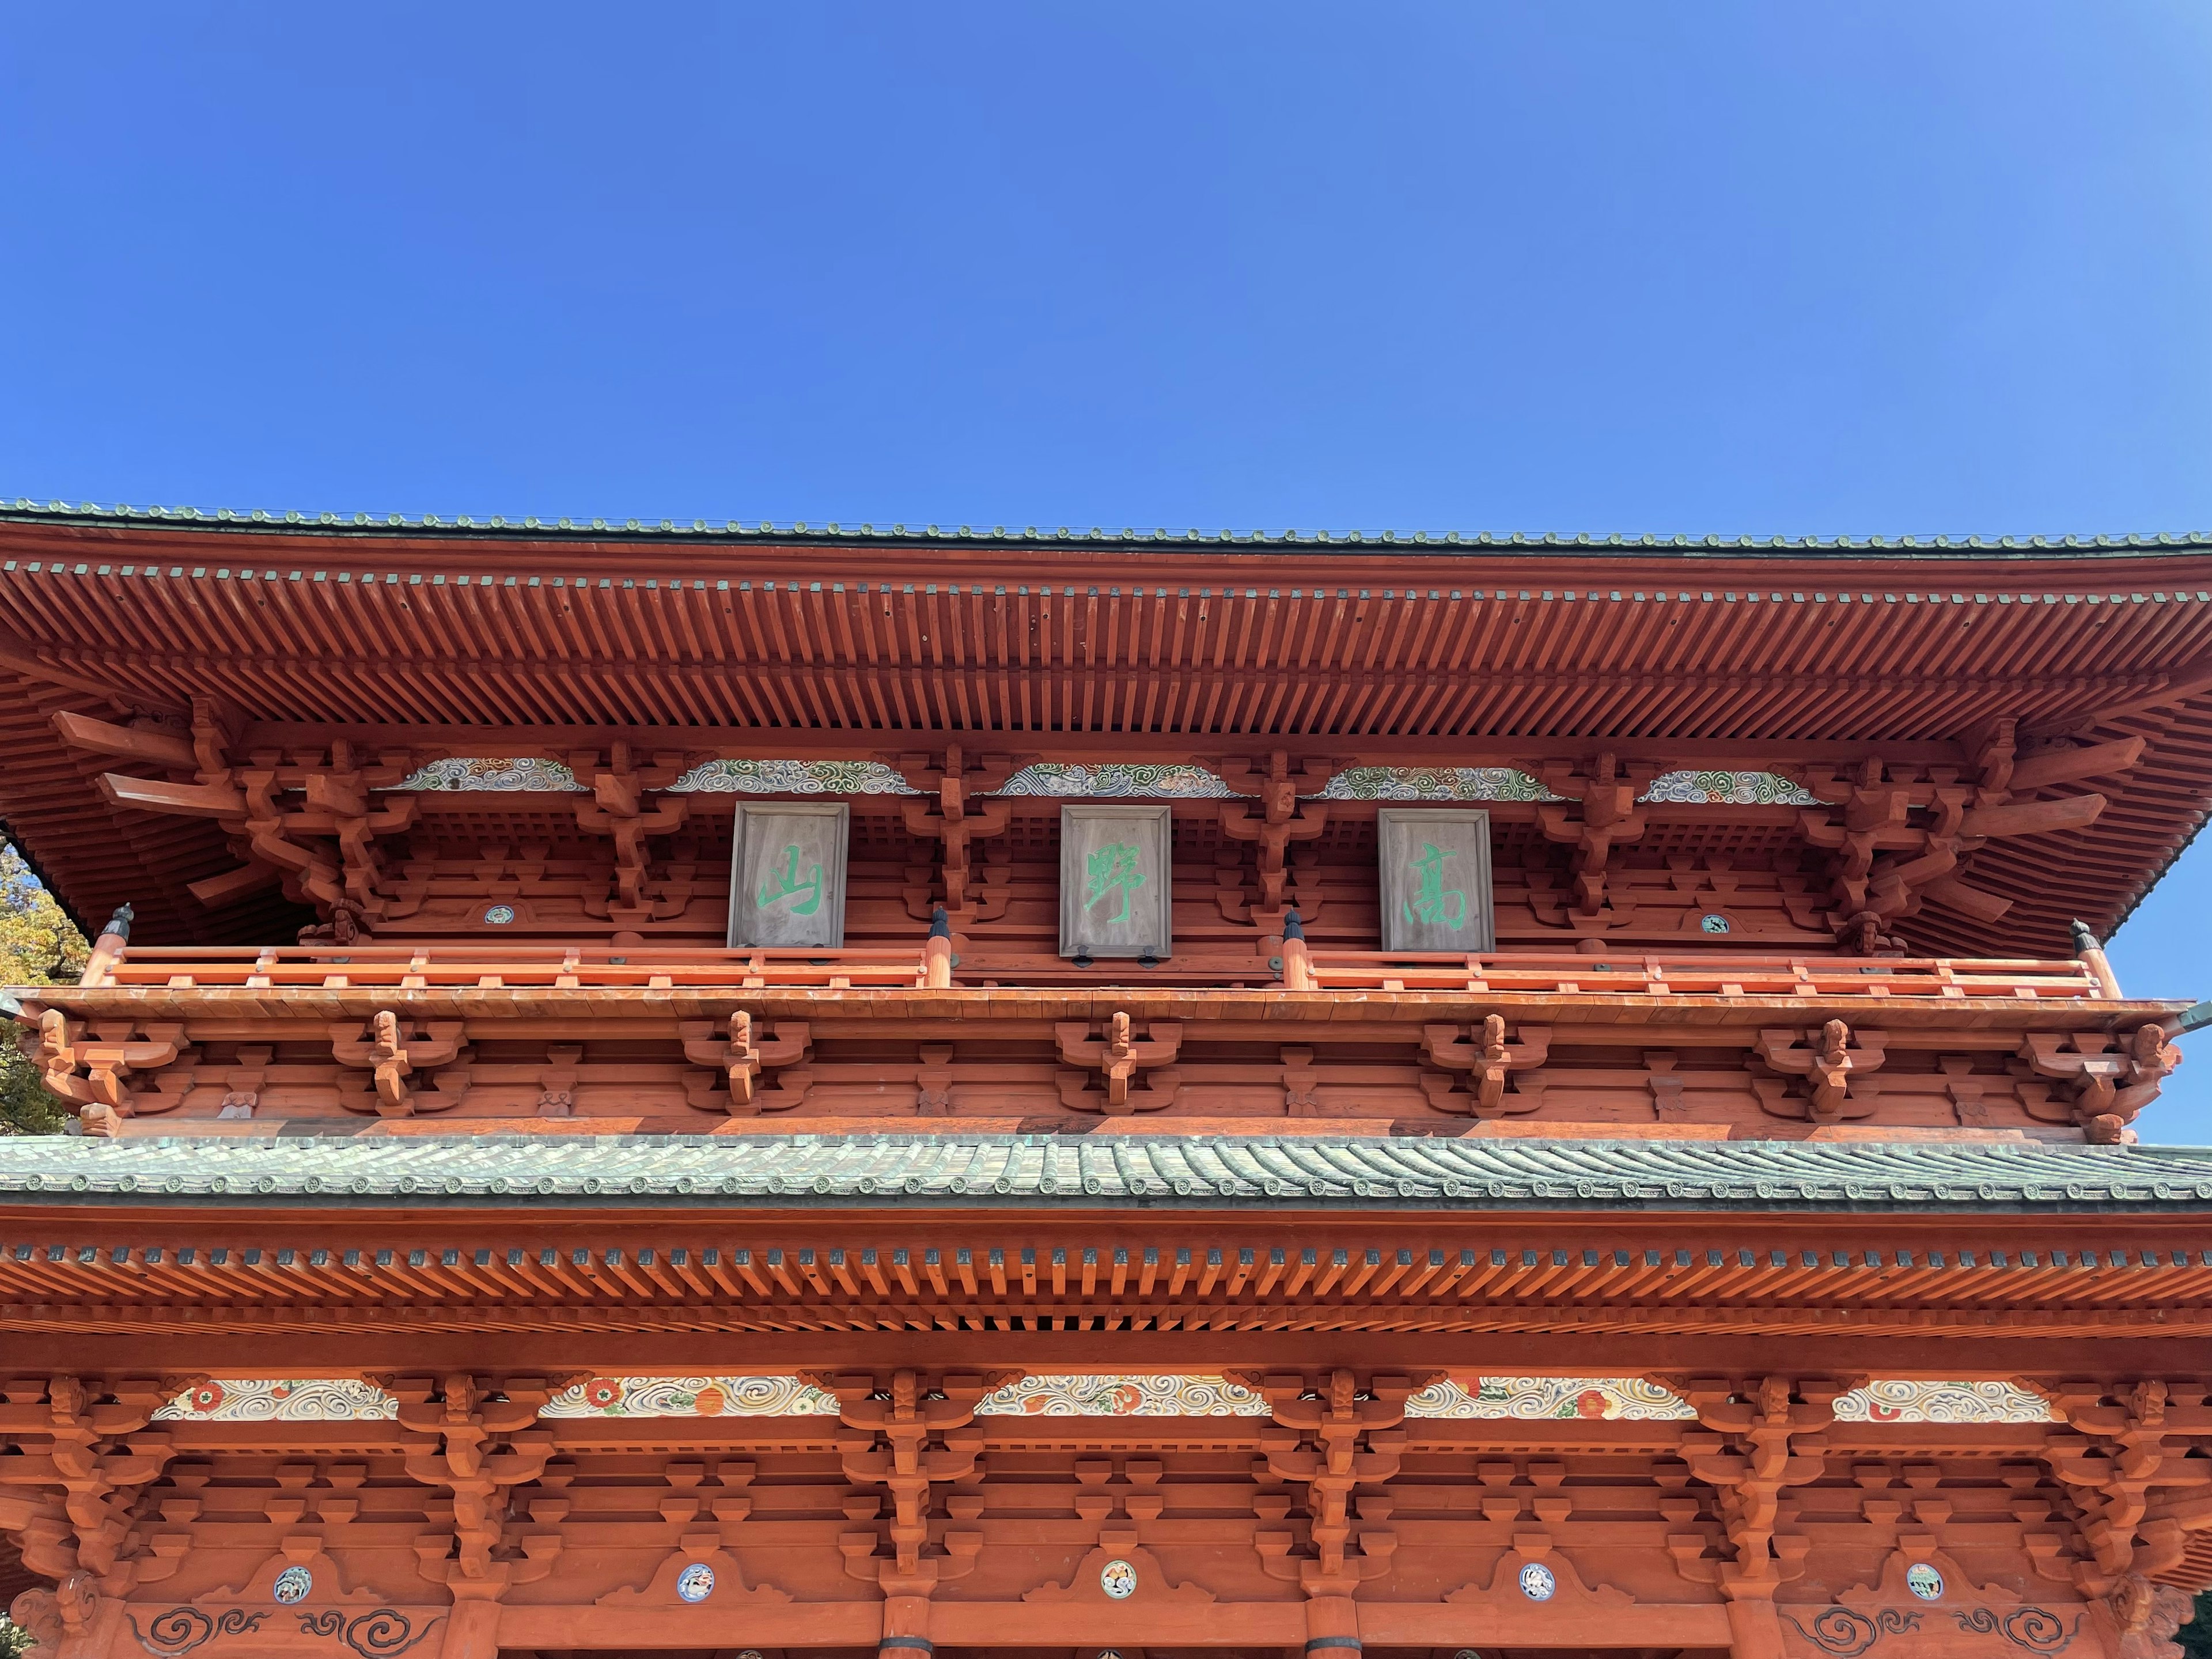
[1638, 768, 1818, 805]
[1319, 766, 1559, 801]
[978, 1374, 1268, 1416]
[146, 1373, 2058, 1423]
[394, 757, 585, 792]
[993, 762, 1238, 798]
[541, 1376, 842, 1417]
[668, 758, 921, 794]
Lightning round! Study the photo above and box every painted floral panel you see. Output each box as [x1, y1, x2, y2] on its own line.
[394, 757, 585, 793]
[542, 1376, 842, 1417]
[668, 759, 920, 796]
[1316, 767, 1560, 802]
[1407, 1377, 1697, 1421]
[990, 763, 1238, 799]
[153, 1379, 397, 1421]
[977, 1374, 1268, 1416]
[1638, 770, 1818, 806]
[1833, 1380, 2051, 1423]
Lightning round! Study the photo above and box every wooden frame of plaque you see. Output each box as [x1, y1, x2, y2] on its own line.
[726, 801, 850, 949]
[1058, 804, 1174, 960]
[1377, 806, 1496, 952]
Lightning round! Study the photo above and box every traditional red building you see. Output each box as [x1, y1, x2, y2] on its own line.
[1, 504, 2208, 1659]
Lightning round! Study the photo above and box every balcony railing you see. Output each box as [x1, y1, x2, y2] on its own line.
[65, 940, 2109, 1001]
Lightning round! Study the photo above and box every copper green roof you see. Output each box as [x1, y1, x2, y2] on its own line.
[3, 495, 2209, 557]
[3, 1133, 2209, 1214]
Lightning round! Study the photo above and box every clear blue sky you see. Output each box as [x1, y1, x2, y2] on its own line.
[3, 5, 2208, 1137]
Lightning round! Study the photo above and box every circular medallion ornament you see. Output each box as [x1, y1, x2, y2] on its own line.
[1100, 1559, 1138, 1600]
[1518, 1562, 1557, 1603]
[483, 904, 517, 925]
[272, 1567, 313, 1605]
[1906, 1563, 1944, 1601]
[676, 1562, 716, 1603]
[1455, 1650, 1486, 1659]
[1699, 913, 1730, 934]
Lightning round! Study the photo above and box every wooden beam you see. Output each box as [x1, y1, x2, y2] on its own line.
[1957, 793, 2107, 838]
[96, 772, 244, 819]
[51, 709, 198, 770]
[2008, 736, 2146, 791]
[186, 863, 281, 907]
[1919, 875, 2013, 922]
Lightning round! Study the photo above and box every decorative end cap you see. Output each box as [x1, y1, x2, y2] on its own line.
[2176, 999, 2212, 1035]
[1282, 907, 1305, 941]
[102, 903, 134, 941]
[2069, 918, 2100, 955]
[929, 906, 950, 938]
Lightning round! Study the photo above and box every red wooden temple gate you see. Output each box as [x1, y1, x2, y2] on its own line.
[0, 505, 2207, 1659]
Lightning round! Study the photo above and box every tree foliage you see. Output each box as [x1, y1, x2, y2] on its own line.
[2180, 1591, 2212, 1659]
[0, 836, 85, 1135]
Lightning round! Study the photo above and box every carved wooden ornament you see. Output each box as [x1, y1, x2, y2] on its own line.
[1378, 808, 1496, 952]
[726, 802, 849, 949]
[1060, 805, 1173, 959]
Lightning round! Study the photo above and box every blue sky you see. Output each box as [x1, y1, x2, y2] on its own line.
[2, 5, 2209, 1137]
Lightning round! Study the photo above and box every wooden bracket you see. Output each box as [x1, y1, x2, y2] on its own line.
[2018, 1027, 2177, 1141]
[31, 1010, 193, 1133]
[1753, 1020, 1887, 1123]
[1419, 1016, 1550, 1117]
[329, 1012, 471, 1117]
[1055, 1013, 1183, 1113]
[679, 1011, 813, 1114]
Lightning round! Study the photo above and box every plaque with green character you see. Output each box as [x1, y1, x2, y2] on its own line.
[1059, 804, 1173, 960]
[727, 801, 850, 949]
[1377, 807, 1495, 952]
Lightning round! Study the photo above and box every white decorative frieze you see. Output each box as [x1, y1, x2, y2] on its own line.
[147, 1373, 2050, 1423]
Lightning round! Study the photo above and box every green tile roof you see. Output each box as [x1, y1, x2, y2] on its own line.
[3, 497, 2209, 558]
[3, 1133, 2209, 1213]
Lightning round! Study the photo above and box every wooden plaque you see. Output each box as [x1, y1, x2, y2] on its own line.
[1377, 807, 1495, 952]
[727, 802, 849, 949]
[1059, 805, 1173, 959]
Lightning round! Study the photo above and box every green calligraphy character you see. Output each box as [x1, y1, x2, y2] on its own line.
[1404, 842, 1468, 930]
[758, 843, 824, 916]
[1084, 842, 1147, 925]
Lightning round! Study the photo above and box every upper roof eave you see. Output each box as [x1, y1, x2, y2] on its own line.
[6, 498, 2212, 564]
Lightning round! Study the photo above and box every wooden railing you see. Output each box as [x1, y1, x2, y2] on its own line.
[1298, 950, 2104, 1000]
[65, 940, 2108, 1001]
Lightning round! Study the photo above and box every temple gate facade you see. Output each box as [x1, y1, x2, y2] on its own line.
[0, 505, 2207, 1659]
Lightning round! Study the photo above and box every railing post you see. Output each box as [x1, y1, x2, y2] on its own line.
[77, 903, 133, 986]
[1280, 907, 1314, 991]
[2070, 919, 2123, 999]
[923, 906, 955, 988]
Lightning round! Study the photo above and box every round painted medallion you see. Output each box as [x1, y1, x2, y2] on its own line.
[1906, 1563, 1944, 1601]
[1454, 1650, 1486, 1659]
[1699, 912, 1730, 934]
[676, 1562, 716, 1603]
[483, 904, 517, 925]
[1518, 1562, 1556, 1603]
[1100, 1559, 1138, 1600]
[272, 1566, 313, 1604]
